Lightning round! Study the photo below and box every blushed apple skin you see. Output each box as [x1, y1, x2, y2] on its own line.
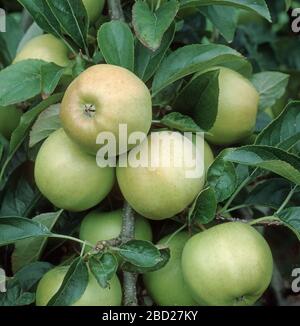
[0, 106, 22, 139]
[36, 265, 122, 306]
[182, 222, 273, 306]
[34, 129, 115, 212]
[206, 68, 259, 146]
[144, 232, 197, 306]
[117, 131, 205, 220]
[82, 0, 105, 23]
[79, 209, 153, 245]
[13, 34, 70, 67]
[60, 64, 152, 155]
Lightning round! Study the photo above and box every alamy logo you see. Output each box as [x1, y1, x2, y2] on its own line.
[291, 8, 300, 33]
[291, 268, 300, 293]
[0, 268, 6, 293]
[0, 9, 6, 33]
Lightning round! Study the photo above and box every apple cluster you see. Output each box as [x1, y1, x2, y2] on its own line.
[1, 0, 275, 307]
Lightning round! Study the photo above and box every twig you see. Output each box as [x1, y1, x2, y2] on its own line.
[121, 203, 138, 306]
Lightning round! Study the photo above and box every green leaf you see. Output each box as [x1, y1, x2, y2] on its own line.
[117, 240, 162, 268]
[133, 0, 179, 51]
[200, 5, 238, 42]
[135, 23, 175, 82]
[89, 253, 118, 289]
[0, 217, 52, 246]
[12, 211, 63, 273]
[276, 207, 300, 240]
[29, 104, 61, 147]
[41, 63, 66, 95]
[0, 178, 40, 217]
[256, 101, 300, 150]
[245, 178, 295, 209]
[0, 14, 24, 65]
[251, 71, 290, 111]
[180, 0, 271, 21]
[47, 257, 89, 306]
[45, 0, 88, 51]
[174, 69, 220, 130]
[160, 112, 203, 132]
[189, 187, 217, 224]
[14, 261, 53, 291]
[207, 150, 237, 202]
[0, 279, 35, 306]
[224, 145, 300, 185]
[121, 247, 170, 274]
[18, 0, 62, 38]
[152, 44, 246, 95]
[98, 21, 134, 71]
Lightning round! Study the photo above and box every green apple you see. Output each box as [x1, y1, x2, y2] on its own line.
[0, 105, 22, 139]
[79, 209, 153, 246]
[36, 265, 122, 306]
[14, 34, 70, 67]
[117, 131, 205, 220]
[34, 129, 115, 212]
[144, 232, 197, 306]
[205, 67, 259, 146]
[182, 222, 273, 306]
[82, 0, 105, 23]
[60, 64, 152, 155]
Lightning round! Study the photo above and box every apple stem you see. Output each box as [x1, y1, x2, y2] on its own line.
[108, 0, 125, 22]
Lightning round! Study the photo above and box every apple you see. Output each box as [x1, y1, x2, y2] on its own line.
[60, 64, 152, 155]
[36, 265, 122, 306]
[82, 0, 105, 23]
[34, 129, 115, 212]
[0, 105, 22, 139]
[116, 131, 205, 220]
[144, 232, 197, 306]
[181, 222, 273, 306]
[205, 67, 259, 146]
[79, 209, 153, 246]
[14, 34, 70, 67]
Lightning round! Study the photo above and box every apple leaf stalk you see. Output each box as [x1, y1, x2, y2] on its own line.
[107, 0, 137, 306]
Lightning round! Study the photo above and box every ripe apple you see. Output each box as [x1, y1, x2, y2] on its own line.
[144, 232, 197, 306]
[79, 209, 153, 246]
[181, 222, 273, 306]
[34, 129, 115, 212]
[14, 34, 70, 67]
[36, 265, 122, 306]
[116, 131, 205, 220]
[205, 67, 259, 145]
[0, 105, 22, 139]
[60, 64, 152, 155]
[82, 0, 105, 23]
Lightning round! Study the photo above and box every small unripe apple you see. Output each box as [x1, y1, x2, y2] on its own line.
[34, 129, 115, 212]
[0, 105, 22, 139]
[182, 222, 273, 306]
[206, 67, 259, 145]
[82, 0, 105, 23]
[144, 232, 197, 306]
[79, 209, 153, 245]
[36, 265, 122, 306]
[60, 64, 152, 155]
[192, 134, 214, 175]
[14, 34, 70, 67]
[117, 131, 205, 220]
